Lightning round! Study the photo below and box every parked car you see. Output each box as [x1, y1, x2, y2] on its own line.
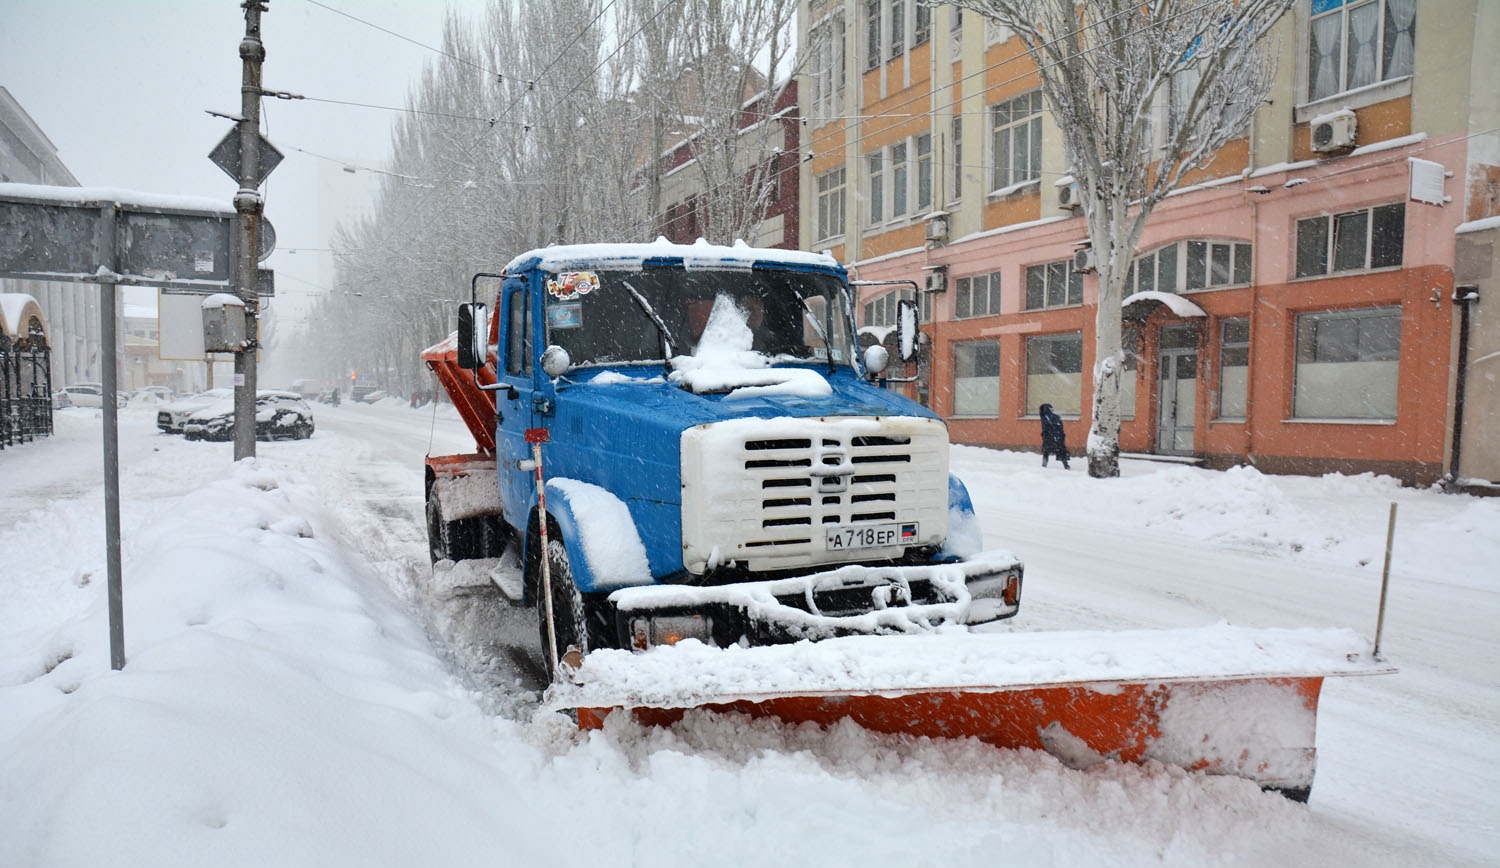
[58, 383, 127, 408]
[157, 388, 234, 433]
[182, 390, 315, 442]
[131, 386, 176, 404]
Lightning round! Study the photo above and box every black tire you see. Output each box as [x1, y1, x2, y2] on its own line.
[426, 480, 504, 564]
[528, 527, 613, 682]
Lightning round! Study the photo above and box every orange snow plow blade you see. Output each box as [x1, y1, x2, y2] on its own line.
[546, 625, 1394, 799]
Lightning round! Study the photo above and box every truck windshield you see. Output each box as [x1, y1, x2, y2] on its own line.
[542, 267, 855, 370]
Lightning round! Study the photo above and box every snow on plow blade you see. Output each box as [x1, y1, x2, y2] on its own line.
[544, 624, 1394, 799]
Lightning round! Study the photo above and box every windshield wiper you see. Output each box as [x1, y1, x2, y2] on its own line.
[621, 278, 677, 376]
[799, 294, 836, 375]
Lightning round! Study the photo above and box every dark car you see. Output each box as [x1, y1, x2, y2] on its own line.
[182, 390, 315, 441]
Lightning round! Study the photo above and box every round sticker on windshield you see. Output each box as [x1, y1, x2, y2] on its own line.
[547, 271, 600, 300]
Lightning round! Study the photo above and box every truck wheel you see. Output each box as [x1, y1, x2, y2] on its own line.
[537, 537, 589, 683]
[426, 484, 475, 563]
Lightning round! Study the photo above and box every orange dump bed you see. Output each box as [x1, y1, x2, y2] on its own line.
[421, 333, 497, 455]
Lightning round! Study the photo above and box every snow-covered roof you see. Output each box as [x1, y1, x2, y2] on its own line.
[0, 292, 46, 340]
[504, 238, 841, 275]
[1123, 290, 1208, 319]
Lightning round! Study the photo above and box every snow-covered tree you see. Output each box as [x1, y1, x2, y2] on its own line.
[953, 0, 1293, 477]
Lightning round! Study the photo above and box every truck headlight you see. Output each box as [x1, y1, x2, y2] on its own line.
[629, 614, 712, 650]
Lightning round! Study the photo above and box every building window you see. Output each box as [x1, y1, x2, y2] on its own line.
[1293, 306, 1400, 419]
[863, 287, 915, 329]
[890, 0, 905, 58]
[916, 133, 933, 211]
[865, 136, 934, 226]
[990, 91, 1043, 192]
[815, 167, 846, 242]
[913, 0, 930, 46]
[865, 0, 881, 70]
[1217, 318, 1250, 420]
[1024, 259, 1083, 310]
[954, 272, 1002, 319]
[891, 141, 909, 217]
[1128, 240, 1253, 294]
[810, 11, 846, 123]
[1308, 0, 1417, 103]
[1026, 332, 1083, 416]
[953, 341, 1000, 417]
[951, 117, 963, 202]
[1295, 203, 1404, 278]
[1120, 327, 1139, 420]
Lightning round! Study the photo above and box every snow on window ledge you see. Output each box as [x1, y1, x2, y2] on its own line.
[1293, 77, 1412, 125]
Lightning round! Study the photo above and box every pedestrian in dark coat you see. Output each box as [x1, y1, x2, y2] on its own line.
[1039, 403, 1070, 469]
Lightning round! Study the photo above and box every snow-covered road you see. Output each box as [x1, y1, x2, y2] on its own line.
[1, 400, 1495, 867]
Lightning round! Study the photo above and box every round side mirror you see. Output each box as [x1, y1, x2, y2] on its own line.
[864, 344, 889, 375]
[541, 345, 572, 378]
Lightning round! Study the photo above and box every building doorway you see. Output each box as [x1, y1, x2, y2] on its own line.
[1156, 324, 1198, 455]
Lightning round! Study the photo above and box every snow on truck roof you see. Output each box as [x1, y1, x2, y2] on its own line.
[503, 238, 842, 275]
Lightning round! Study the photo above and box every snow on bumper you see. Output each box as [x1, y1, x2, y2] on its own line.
[607, 550, 1022, 649]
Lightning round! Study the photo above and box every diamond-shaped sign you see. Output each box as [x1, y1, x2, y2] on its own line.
[209, 128, 284, 187]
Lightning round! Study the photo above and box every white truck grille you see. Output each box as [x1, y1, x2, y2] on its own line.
[681, 416, 949, 574]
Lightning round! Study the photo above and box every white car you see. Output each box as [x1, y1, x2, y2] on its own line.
[157, 388, 234, 433]
[58, 383, 127, 408]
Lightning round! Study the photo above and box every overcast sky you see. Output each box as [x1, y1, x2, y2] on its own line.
[0, 0, 491, 310]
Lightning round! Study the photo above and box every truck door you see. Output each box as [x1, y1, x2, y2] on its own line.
[496, 281, 537, 528]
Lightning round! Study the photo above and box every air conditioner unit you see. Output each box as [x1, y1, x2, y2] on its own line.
[1072, 246, 1097, 274]
[1058, 182, 1081, 210]
[925, 270, 947, 292]
[924, 215, 948, 242]
[1310, 109, 1357, 154]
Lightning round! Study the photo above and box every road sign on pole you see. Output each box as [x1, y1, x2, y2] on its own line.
[208, 127, 283, 188]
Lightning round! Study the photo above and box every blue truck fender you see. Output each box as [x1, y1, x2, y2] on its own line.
[531, 478, 655, 596]
[940, 474, 984, 560]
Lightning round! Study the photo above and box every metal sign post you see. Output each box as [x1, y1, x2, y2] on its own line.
[231, 0, 270, 461]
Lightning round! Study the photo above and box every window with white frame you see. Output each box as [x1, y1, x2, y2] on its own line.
[892, 141, 909, 218]
[865, 0, 881, 70]
[950, 6, 963, 59]
[1293, 306, 1400, 419]
[1024, 259, 1083, 310]
[809, 10, 846, 123]
[1308, 0, 1416, 103]
[916, 133, 933, 211]
[866, 135, 937, 226]
[954, 272, 1002, 319]
[990, 91, 1043, 192]
[953, 341, 1000, 417]
[913, 0, 930, 46]
[1127, 240, 1253, 294]
[1295, 203, 1404, 278]
[890, 0, 905, 58]
[1026, 332, 1083, 416]
[863, 287, 915, 328]
[815, 167, 846, 242]
[1217, 318, 1250, 419]
[951, 117, 963, 202]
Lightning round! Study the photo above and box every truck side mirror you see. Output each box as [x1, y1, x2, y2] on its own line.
[456, 303, 488, 369]
[896, 299, 919, 363]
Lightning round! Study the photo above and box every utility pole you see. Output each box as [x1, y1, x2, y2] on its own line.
[232, 0, 268, 460]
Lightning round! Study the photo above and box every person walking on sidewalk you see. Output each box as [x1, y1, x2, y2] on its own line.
[1039, 403, 1070, 469]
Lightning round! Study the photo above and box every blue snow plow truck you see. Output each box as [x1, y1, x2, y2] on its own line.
[422, 240, 1023, 680]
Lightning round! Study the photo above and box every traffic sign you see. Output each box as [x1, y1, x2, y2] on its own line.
[209, 128, 284, 188]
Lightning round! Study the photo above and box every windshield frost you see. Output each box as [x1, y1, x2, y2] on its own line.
[542, 268, 854, 370]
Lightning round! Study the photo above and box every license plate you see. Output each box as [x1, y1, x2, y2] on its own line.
[825, 522, 916, 551]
